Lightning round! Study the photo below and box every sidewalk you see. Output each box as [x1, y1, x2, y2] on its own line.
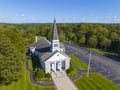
[51, 71, 78, 90]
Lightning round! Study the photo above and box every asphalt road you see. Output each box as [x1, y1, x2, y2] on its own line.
[64, 42, 120, 85]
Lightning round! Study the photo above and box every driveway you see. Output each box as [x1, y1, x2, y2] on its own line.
[64, 43, 120, 85]
[52, 71, 78, 90]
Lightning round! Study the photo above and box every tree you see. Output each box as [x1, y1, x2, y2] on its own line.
[46, 30, 52, 40]
[72, 36, 77, 44]
[78, 35, 86, 45]
[109, 32, 119, 41]
[116, 41, 120, 56]
[88, 35, 97, 47]
[35, 70, 45, 78]
[100, 37, 111, 51]
[0, 33, 22, 85]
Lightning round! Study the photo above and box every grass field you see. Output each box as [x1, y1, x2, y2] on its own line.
[87, 48, 120, 60]
[28, 59, 33, 70]
[87, 47, 113, 55]
[70, 54, 120, 90]
[67, 62, 78, 78]
[74, 73, 120, 90]
[0, 63, 55, 90]
[69, 54, 88, 70]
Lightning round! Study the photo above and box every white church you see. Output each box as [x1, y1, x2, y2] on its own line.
[29, 19, 71, 73]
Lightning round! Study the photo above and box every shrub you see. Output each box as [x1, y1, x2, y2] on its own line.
[66, 62, 74, 74]
[45, 73, 51, 79]
[35, 69, 45, 78]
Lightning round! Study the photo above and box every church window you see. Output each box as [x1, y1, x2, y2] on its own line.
[54, 44, 58, 47]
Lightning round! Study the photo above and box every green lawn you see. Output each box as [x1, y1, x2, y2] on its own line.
[87, 48, 111, 55]
[67, 62, 78, 78]
[74, 73, 120, 90]
[70, 54, 120, 90]
[69, 54, 88, 70]
[28, 59, 33, 70]
[0, 63, 55, 90]
[87, 47, 120, 58]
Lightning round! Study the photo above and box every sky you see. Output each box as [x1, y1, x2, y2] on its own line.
[0, 0, 120, 23]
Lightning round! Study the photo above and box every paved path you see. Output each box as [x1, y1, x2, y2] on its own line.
[52, 71, 78, 90]
[71, 60, 86, 81]
[64, 43, 120, 85]
[26, 56, 55, 86]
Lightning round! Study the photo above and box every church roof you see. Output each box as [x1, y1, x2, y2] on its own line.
[30, 38, 64, 51]
[52, 18, 58, 40]
[40, 50, 70, 62]
[40, 50, 58, 62]
[30, 39, 51, 50]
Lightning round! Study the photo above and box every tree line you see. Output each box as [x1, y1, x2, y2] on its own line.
[0, 24, 25, 85]
[0, 22, 120, 85]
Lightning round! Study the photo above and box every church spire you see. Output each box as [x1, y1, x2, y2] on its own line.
[53, 18, 58, 40]
[51, 18, 60, 52]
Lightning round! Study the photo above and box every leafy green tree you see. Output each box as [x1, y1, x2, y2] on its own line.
[0, 33, 22, 85]
[35, 70, 45, 78]
[72, 36, 77, 44]
[46, 30, 52, 40]
[115, 41, 120, 55]
[78, 35, 86, 45]
[100, 37, 111, 51]
[109, 32, 119, 41]
[88, 35, 98, 47]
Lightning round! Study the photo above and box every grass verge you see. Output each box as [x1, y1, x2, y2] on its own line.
[87, 48, 120, 61]
[28, 59, 33, 70]
[69, 54, 88, 70]
[67, 61, 78, 78]
[74, 72, 120, 90]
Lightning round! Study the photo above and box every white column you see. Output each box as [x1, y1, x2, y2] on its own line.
[54, 62, 56, 72]
[60, 60, 62, 71]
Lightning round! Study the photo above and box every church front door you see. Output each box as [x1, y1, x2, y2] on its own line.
[51, 63, 55, 71]
[56, 61, 61, 70]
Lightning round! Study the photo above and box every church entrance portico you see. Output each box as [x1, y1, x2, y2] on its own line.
[50, 60, 64, 72]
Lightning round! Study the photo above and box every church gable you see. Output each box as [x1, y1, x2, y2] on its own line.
[45, 52, 69, 62]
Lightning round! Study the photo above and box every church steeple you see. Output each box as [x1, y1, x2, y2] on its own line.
[53, 18, 58, 40]
[51, 18, 60, 52]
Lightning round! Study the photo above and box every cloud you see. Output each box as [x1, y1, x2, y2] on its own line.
[16, 13, 19, 16]
[0, 16, 8, 20]
[15, 13, 25, 17]
[102, 15, 120, 23]
[114, 16, 117, 18]
[21, 14, 25, 17]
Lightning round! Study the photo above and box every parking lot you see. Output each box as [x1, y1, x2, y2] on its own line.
[64, 43, 120, 86]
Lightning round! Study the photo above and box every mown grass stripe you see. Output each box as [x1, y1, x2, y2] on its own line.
[69, 54, 88, 70]
[91, 73, 114, 90]
[74, 73, 120, 90]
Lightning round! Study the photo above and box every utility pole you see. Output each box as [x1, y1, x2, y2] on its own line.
[87, 51, 92, 78]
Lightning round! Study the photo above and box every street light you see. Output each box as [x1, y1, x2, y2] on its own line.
[87, 51, 92, 78]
